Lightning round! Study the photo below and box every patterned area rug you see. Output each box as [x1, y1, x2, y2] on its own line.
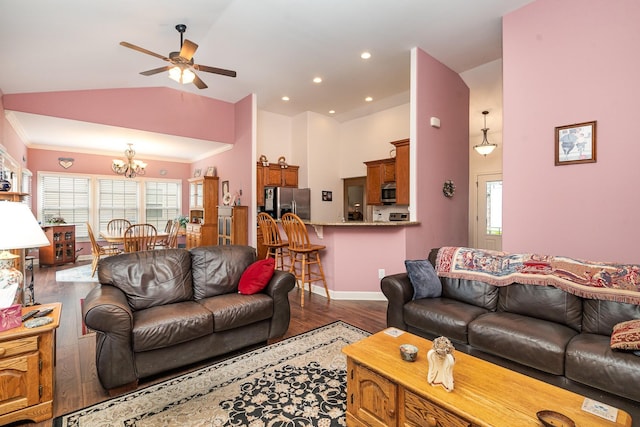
[53, 321, 369, 426]
[55, 264, 98, 283]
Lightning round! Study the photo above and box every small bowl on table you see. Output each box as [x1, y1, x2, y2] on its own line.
[399, 344, 419, 362]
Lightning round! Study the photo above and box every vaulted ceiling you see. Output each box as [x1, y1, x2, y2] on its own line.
[0, 0, 533, 160]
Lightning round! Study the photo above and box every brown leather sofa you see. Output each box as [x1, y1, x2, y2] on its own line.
[382, 248, 640, 423]
[83, 245, 295, 392]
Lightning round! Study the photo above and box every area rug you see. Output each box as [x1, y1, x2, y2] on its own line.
[55, 264, 98, 283]
[53, 321, 369, 426]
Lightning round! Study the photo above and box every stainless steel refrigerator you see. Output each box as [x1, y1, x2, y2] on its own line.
[264, 187, 311, 220]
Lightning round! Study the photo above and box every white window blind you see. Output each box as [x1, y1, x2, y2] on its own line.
[145, 181, 181, 230]
[98, 179, 139, 232]
[40, 174, 91, 238]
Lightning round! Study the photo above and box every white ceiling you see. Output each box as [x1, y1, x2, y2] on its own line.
[0, 0, 532, 161]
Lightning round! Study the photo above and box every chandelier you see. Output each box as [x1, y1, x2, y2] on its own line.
[112, 143, 147, 178]
[473, 111, 498, 156]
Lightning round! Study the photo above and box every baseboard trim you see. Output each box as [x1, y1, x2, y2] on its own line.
[305, 284, 387, 301]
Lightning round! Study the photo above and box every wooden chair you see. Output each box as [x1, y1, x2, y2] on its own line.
[281, 213, 329, 307]
[155, 220, 180, 249]
[86, 222, 122, 277]
[123, 224, 158, 253]
[107, 218, 131, 248]
[257, 212, 290, 270]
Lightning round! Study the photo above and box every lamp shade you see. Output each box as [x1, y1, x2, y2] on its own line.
[0, 202, 50, 250]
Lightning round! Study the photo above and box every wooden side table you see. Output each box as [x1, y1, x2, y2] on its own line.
[0, 303, 62, 424]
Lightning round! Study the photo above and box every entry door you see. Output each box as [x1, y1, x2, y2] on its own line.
[477, 174, 502, 250]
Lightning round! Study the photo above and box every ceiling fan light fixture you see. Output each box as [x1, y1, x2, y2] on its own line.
[473, 110, 498, 156]
[168, 66, 195, 84]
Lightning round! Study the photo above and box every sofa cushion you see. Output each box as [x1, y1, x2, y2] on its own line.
[98, 249, 193, 311]
[404, 298, 489, 344]
[610, 319, 640, 350]
[191, 246, 256, 299]
[582, 298, 640, 335]
[132, 301, 213, 352]
[441, 278, 499, 311]
[566, 333, 640, 402]
[197, 293, 273, 332]
[405, 259, 442, 299]
[497, 284, 582, 331]
[469, 312, 578, 375]
[239, 258, 275, 295]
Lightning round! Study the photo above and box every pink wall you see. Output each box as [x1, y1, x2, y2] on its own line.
[503, 0, 640, 263]
[3, 87, 235, 143]
[1, 93, 29, 169]
[408, 47, 470, 258]
[191, 94, 256, 243]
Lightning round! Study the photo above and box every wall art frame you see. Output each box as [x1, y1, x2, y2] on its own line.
[555, 120, 597, 166]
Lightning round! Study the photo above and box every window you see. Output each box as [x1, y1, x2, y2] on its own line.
[41, 174, 91, 238]
[485, 180, 503, 236]
[98, 179, 139, 231]
[38, 172, 181, 240]
[145, 181, 181, 230]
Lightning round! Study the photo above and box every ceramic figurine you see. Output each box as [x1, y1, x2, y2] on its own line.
[427, 336, 455, 392]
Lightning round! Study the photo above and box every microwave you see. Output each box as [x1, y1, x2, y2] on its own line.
[381, 183, 396, 204]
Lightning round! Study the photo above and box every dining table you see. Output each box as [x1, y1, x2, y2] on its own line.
[99, 230, 169, 244]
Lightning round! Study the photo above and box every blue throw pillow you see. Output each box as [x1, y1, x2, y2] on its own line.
[405, 259, 442, 300]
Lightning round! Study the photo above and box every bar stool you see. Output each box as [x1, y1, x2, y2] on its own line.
[257, 213, 290, 270]
[281, 213, 329, 307]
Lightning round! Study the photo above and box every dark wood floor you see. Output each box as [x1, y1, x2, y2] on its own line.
[12, 260, 388, 427]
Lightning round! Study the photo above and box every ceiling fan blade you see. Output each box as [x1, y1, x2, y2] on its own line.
[179, 39, 198, 61]
[194, 64, 237, 78]
[120, 41, 170, 61]
[140, 65, 172, 76]
[192, 73, 208, 89]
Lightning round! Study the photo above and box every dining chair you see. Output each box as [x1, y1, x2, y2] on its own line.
[257, 212, 290, 270]
[86, 222, 122, 277]
[123, 224, 158, 253]
[155, 220, 180, 249]
[281, 213, 329, 307]
[106, 218, 132, 248]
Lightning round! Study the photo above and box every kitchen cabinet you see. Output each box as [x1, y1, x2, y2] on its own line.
[364, 158, 395, 206]
[256, 163, 299, 206]
[39, 225, 76, 267]
[364, 138, 410, 206]
[391, 138, 410, 205]
[0, 303, 61, 425]
[187, 176, 219, 248]
[217, 206, 248, 246]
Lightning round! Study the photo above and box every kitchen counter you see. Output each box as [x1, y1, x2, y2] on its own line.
[302, 220, 419, 238]
[304, 220, 419, 227]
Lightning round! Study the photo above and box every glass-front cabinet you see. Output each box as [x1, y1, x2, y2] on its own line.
[186, 176, 218, 248]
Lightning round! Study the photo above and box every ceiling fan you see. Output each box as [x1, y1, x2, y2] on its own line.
[120, 24, 236, 89]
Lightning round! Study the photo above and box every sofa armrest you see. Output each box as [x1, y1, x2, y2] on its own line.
[264, 270, 296, 339]
[83, 284, 138, 390]
[381, 273, 413, 330]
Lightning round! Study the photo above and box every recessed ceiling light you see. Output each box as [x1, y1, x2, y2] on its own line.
[282, 96, 290, 101]
[361, 51, 371, 59]
[329, 110, 335, 114]
[365, 96, 373, 102]
[313, 77, 322, 84]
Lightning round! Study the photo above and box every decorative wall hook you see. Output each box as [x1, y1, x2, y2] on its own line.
[58, 157, 74, 169]
[443, 180, 455, 198]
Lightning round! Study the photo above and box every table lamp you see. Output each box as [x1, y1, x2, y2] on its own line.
[0, 201, 50, 306]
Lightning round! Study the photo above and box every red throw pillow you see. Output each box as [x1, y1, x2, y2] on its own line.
[238, 258, 276, 295]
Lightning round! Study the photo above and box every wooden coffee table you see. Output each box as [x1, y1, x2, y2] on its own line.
[342, 329, 632, 427]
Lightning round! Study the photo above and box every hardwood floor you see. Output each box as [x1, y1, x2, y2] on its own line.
[11, 259, 388, 427]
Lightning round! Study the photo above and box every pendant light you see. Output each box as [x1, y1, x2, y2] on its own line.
[473, 111, 497, 156]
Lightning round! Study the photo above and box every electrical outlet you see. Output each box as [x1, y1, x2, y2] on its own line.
[378, 269, 386, 279]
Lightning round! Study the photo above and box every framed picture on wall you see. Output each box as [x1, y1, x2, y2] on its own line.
[194, 168, 202, 177]
[555, 121, 597, 166]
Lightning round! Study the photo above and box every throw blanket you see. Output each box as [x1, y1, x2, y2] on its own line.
[436, 247, 640, 305]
